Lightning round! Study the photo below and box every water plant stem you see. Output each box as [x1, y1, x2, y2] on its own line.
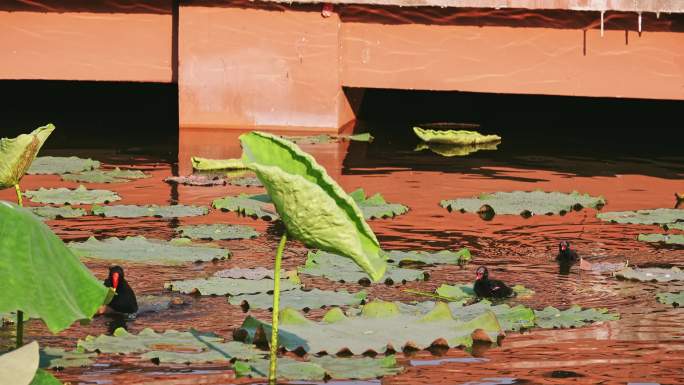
[14, 184, 23, 207]
[268, 233, 288, 385]
[15, 183, 24, 348]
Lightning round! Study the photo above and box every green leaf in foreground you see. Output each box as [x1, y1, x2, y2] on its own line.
[597, 208, 684, 225]
[27, 156, 100, 175]
[614, 267, 684, 282]
[299, 250, 425, 284]
[0, 341, 39, 385]
[164, 277, 299, 296]
[413, 126, 501, 145]
[349, 188, 409, 220]
[61, 168, 147, 183]
[229, 289, 367, 310]
[30, 206, 87, 220]
[30, 369, 62, 385]
[0, 124, 55, 188]
[0, 202, 110, 333]
[191, 156, 247, 171]
[25, 185, 120, 205]
[92, 204, 208, 218]
[656, 291, 684, 307]
[533, 305, 618, 328]
[637, 233, 684, 245]
[212, 194, 279, 221]
[68, 236, 229, 265]
[177, 224, 259, 240]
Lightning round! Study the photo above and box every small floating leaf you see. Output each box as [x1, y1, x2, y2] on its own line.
[177, 224, 259, 240]
[280, 133, 374, 145]
[441, 191, 605, 217]
[656, 291, 684, 307]
[212, 194, 278, 221]
[237, 355, 400, 380]
[614, 267, 684, 282]
[415, 141, 499, 157]
[30, 206, 87, 220]
[388, 248, 471, 267]
[350, 188, 409, 220]
[229, 289, 367, 310]
[299, 250, 425, 284]
[61, 168, 147, 183]
[25, 185, 120, 205]
[435, 283, 533, 301]
[533, 305, 618, 328]
[27, 155, 100, 175]
[165, 277, 299, 296]
[92, 204, 208, 218]
[597, 208, 684, 225]
[413, 126, 501, 145]
[191, 156, 247, 171]
[214, 267, 280, 280]
[39, 347, 95, 369]
[637, 233, 684, 245]
[164, 175, 226, 186]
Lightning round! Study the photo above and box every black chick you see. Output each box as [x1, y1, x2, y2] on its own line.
[556, 241, 579, 262]
[104, 266, 138, 314]
[474, 266, 514, 298]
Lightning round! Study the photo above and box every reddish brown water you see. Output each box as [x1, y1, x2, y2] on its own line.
[1, 127, 683, 385]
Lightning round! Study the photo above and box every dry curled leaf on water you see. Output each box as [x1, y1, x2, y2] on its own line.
[27, 155, 100, 175]
[24, 185, 121, 205]
[597, 208, 684, 225]
[656, 291, 684, 307]
[0, 124, 55, 188]
[164, 277, 299, 296]
[413, 126, 501, 145]
[229, 288, 367, 311]
[92, 204, 208, 218]
[164, 174, 227, 186]
[61, 168, 147, 183]
[212, 194, 279, 221]
[280, 133, 374, 145]
[614, 267, 684, 282]
[191, 156, 247, 171]
[176, 224, 259, 240]
[637, 233, 684, 245]
[349, 188, 409, 220]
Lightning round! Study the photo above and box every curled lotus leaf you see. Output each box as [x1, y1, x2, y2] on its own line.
[0, 341, 40, 385]
[0, 125, 55, 188]
[441, 190, 605, 217]
[68, 236, 229, 265]
[656, 291, 684, 307]
[236, 355, 400, 380]
[387, 248, 471, 267]
[25, 185, 120, 205]
[533, 305, 618, 329]
[30, 206, 87, 220]
[28, 155, 100, 175]
[79, 327, 225, 354]
[92, 204, 208, 218]
[349, 188, 409, 220]
[191, 156, 247, 171]
[176, 224, 259, 240]
[164, 277, 299, 296]
[0, 202, 111, 333]
[214, 267, 281, 280]
[212, 194, 279, 221]
[597, 208, 684, 225]
[614, 267, 684, 282]
[39, 347, 96, 369]
[637, 233, 684, 245]
[61, 168, 147, 183]
[413, 126, 501, 145]
[229, 288, 367, 310]
[299, 250, 425, 284]
[414, 141, 500, 157]
[240, 132, 386, 282]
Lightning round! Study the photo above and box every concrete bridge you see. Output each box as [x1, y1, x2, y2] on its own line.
[2, 0, 682, 132]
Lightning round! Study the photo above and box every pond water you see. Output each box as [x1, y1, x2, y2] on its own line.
[1, 123, 683, 385]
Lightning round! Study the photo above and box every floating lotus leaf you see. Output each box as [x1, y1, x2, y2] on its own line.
[212, 194, 279, 221]
[349, 188, 409, 220]
[141, 341, 262, 364]
[177, 224, 259, 240]
[68, 236, 229, 265]
[229, 289, 367, 310]
[25, 185, 120, 205]
[236, 301, 502, 354]
[214, 267, 280, 280]
[236, 355, 400, 380]
[39, 347, 95, 369]
[435, 283, 534, 300]
[663, 222, 684, 231]
[0, 341, 39, 385]
[413, 126, 501, 145]
[30, 370, 62, 385]
[441, 191, 605, 217]
[614, 267, 684, 282]
[30, 206, 87, 220]
[0, 125, 55, 188]
[235, 357, 325, 380]
[61, 168, 147, 183]
[164, 175, 227, 186]
[387, 248, 471, 267]
[414, 141, 500, 157]
[164, 277, 299, 296]
[240, 131, 386, 282]
[191, 156, 247, 171]
[27, 155, 100, 175]
[0, 202, 111, 333]
[533, 305, 618, 329]
[656, 291, 684, 307]
[228, 176, 263, 187]
[280, 133, 373, 145]
[79, 327, 224, 354]
[92, 204, 208, 218]
[299, 250, 425, 284]
[597, 208, 684, 225]
[637, 233, 684, 245]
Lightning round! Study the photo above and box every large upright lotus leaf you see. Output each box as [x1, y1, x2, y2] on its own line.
[413, 126, 501, 145]
[68, 236, 229, 265]
[30, 206, 87, 220]
[597, 208, 684, 225]
[0, 341, 39, 385]
[79, 327, 224, 354]
[414, 141, 499, 157]
[27, 156, 100, 175]
[240, 132, 386, 282]
[212, 194, 279, 221]
[349, 188, 409, 220]
[0, 125, 55, 188]
[533, 305, 618, 329]
[387, 248, 471, 267]
[614, 267, 684, 282]
[92, 204, 208, 218]
[237, 355, 399, 380]
[300, 250, 424, 284]
[656, 291, 684, 307]
[39, 347, 96, 369]
[441, 191, 605, 217]
[30, 370, 62, 385]
[637, 233, 684, 245]
[229, 288, 367, 310]
[191, 156, 247, 171]
[165, 277, 299, 296]
[25, 185, 120, 205]
[61, 168, 148, 183]
[176, 224, 259, 240]
[0, 202, 110, 332]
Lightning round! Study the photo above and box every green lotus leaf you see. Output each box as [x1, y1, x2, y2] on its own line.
[614, 267, 684, 282]
[349, 188, 409, 220]
[435, 283, 533, 301]
[387, 248, 471, 267]
[637, 233, 684, 245]
[227, 176, 263, 187]
[280, 133, 374, 145]
[176, 224, 259, 240]
[413, 126, 501, 145]
[165, 277, 299, 296]
[0, 341, 39, 385]
[414, 141, 500, 157]
[0, 125, 55, 188]
[235, 357, 326, 380]
[191, 156, 247, 171]
[61, 168, 147, 183]
[0, 202, 110, 333]
[229, 288, 367, 310]
[39, 347, 96, 369]
[68, 236, 229, 265]
[656, 291, 684, 307]
[30, 369, 62, 385]
[237, 355, 399, 380]
[597, 208, 684, 225]
[663, 222, 684, 231]
[142, 341, 262, 363]
[441, 190, 605, 217]
[212, 194, 278, 221]
[25, 185, 120, 205]
[214, 267, 281, 280]
[30, 206, 87, 220]
[533, 305, 618, 328]
[27, 156, 100, 175]
[79, 328, 224, 354]
[299, 250, 424, 284]
[92, 204, 208, 218]
[235, 300, 502, 354]
[240, 132, 387, 282]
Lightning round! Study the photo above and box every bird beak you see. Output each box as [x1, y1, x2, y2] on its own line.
[112, 272, 120, 289]
[476, 272, 483, 280]
[561, 244, 567, 251]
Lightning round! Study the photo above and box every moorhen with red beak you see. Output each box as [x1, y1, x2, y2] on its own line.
[102, 266, 138, 314]
[474, 266, 514, 298]
[556, 241, 579, 262]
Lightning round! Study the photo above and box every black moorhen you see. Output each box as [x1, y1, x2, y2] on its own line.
[103, 266, 138, 314]
[474, 266, 514, 298]
[556, 241, 579, 262]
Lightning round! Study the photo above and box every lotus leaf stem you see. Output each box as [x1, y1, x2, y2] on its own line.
[14, 184, 24, 347]
[14, 184, 23, 207]
[268, 233, 288, 384]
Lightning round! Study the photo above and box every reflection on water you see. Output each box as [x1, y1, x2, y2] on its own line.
[1, 123, 683, 385]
